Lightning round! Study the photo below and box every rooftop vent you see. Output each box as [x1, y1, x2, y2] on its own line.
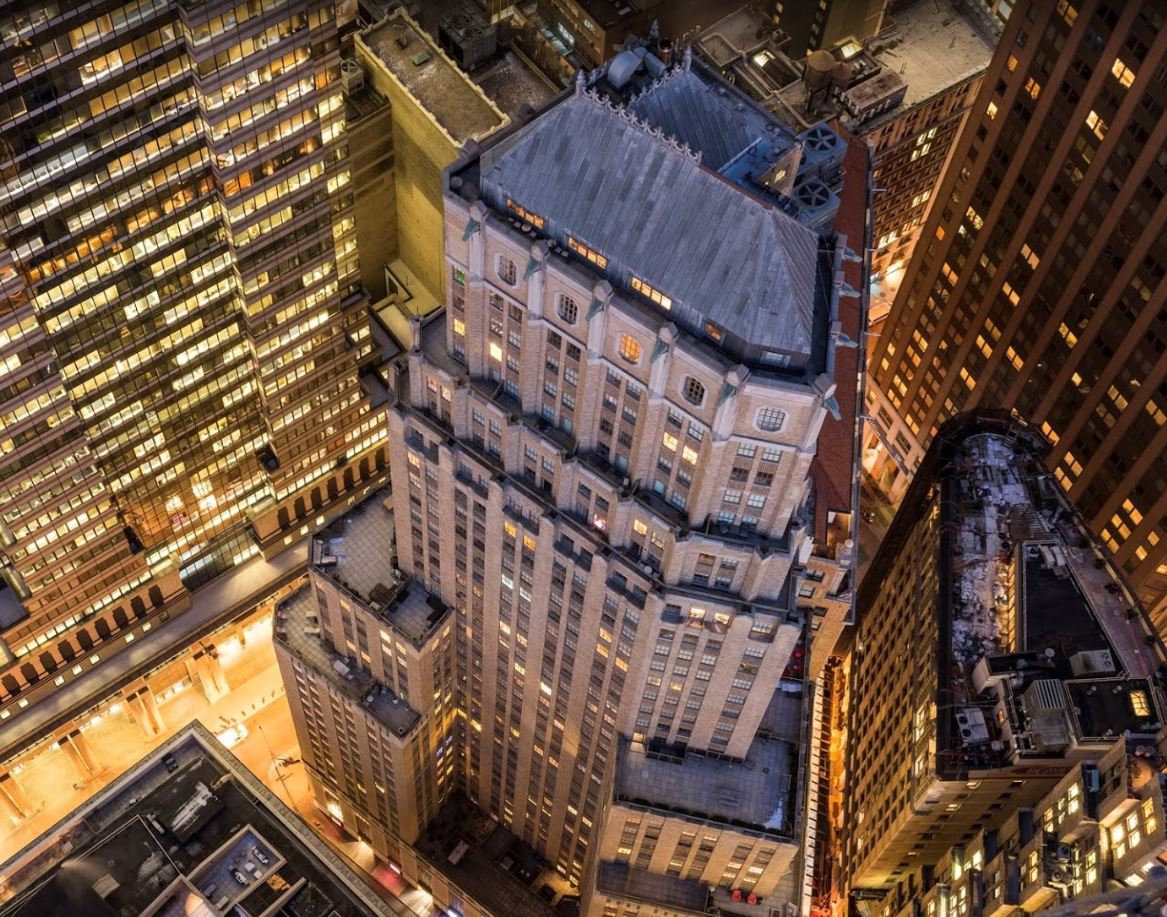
[341, 59, 364, 95]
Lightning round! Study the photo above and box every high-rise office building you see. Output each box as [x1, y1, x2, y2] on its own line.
[0, 2, 387, 712]
[843, 413, 1167, 911]
[277, 38, 865, 917]
[863, 0, 1167, 625]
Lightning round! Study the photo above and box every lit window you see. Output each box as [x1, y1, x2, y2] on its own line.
[986, 100, 998, 120]
[630, 276, 672, 310]
[1112, 58, 1136, 88]
[567, 236, 608, 269]
[756, 407, 786, 432]
[506, 198, 544, 229]
[619, 334, 641, 363]
[452, 317, 466, 335]
[1024, 77, 1041, 99]
[682, 377, 705, 406]
[1085, 109, 1107, 139]
[661, 432, 678, 451]
[557, 295, 578, 324]
[1131, 690, 1151, 717]
[489, 342, 503, 362]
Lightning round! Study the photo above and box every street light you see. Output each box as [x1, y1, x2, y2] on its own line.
[255, 722, 294, 805]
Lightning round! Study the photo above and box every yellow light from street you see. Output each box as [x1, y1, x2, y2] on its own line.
[215, 724, 249, 748]
[217, 636, 243, 661]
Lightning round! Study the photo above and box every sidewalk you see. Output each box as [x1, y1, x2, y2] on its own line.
[0, 540, 307, 760]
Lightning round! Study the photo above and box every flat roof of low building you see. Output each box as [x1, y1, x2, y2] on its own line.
[359, 12, 506, 144]
[0, 724, 393, 917]
[615, 734, 797, 835]
[598, 862, 709, 912]
[868, 0, 996, 114]
[415, 795, 556, 917]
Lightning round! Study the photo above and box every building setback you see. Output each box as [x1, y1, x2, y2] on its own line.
[277, 40, 865, 917]
[863, 1, 1167, 626]
[0, 3, 387, 726]
[843, 412, 1167, 913]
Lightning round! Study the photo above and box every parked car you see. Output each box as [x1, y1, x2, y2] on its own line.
[252, 846, 270, 866]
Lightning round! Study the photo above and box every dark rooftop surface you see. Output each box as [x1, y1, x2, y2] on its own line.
[1068, 678, 1162, 740]
[473, 52, 556, 117]
[0, 724, 391, 917]
[415, 795, 556, 917]
[615, 733, 798, 835]
[597, 861, 709, 911]
[1020, 544, 1113, 665]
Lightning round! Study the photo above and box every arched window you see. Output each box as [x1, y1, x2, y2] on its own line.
[558, 295, 578, 324]
[682, 377, 705, 406]
[619, 334, 641, 363]
[756, 407, 786, 432]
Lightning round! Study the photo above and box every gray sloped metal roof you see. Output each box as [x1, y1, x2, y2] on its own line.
[627, 67, 767, 171]
[479, 91, 821, 358]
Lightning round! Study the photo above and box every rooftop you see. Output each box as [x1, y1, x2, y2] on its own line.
[615, 731, 798, 835]
[695, 0, 994, 134]
[359, 12, 506, 144]
[464, 55, 838, 367]
[597, 862, 709, 912]
[0, 723, 392, 917]
[866, 0, 996, 115]
[472, 52, 557, 118]
[926, 420, 1166, 771]
[274, 583, 421, 737]
[311, 491, 452, 649]
[414, 795, 556, 917]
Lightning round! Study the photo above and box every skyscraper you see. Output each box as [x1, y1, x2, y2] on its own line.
[277, 37, 864, 917]
[0, 3, 385, 709]
[774, 0, 889, 57]
[863, 0, 1167, 625]
[843, 412, 1167, 912]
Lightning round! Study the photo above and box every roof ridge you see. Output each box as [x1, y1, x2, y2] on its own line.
[577, 86, 703, 166]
